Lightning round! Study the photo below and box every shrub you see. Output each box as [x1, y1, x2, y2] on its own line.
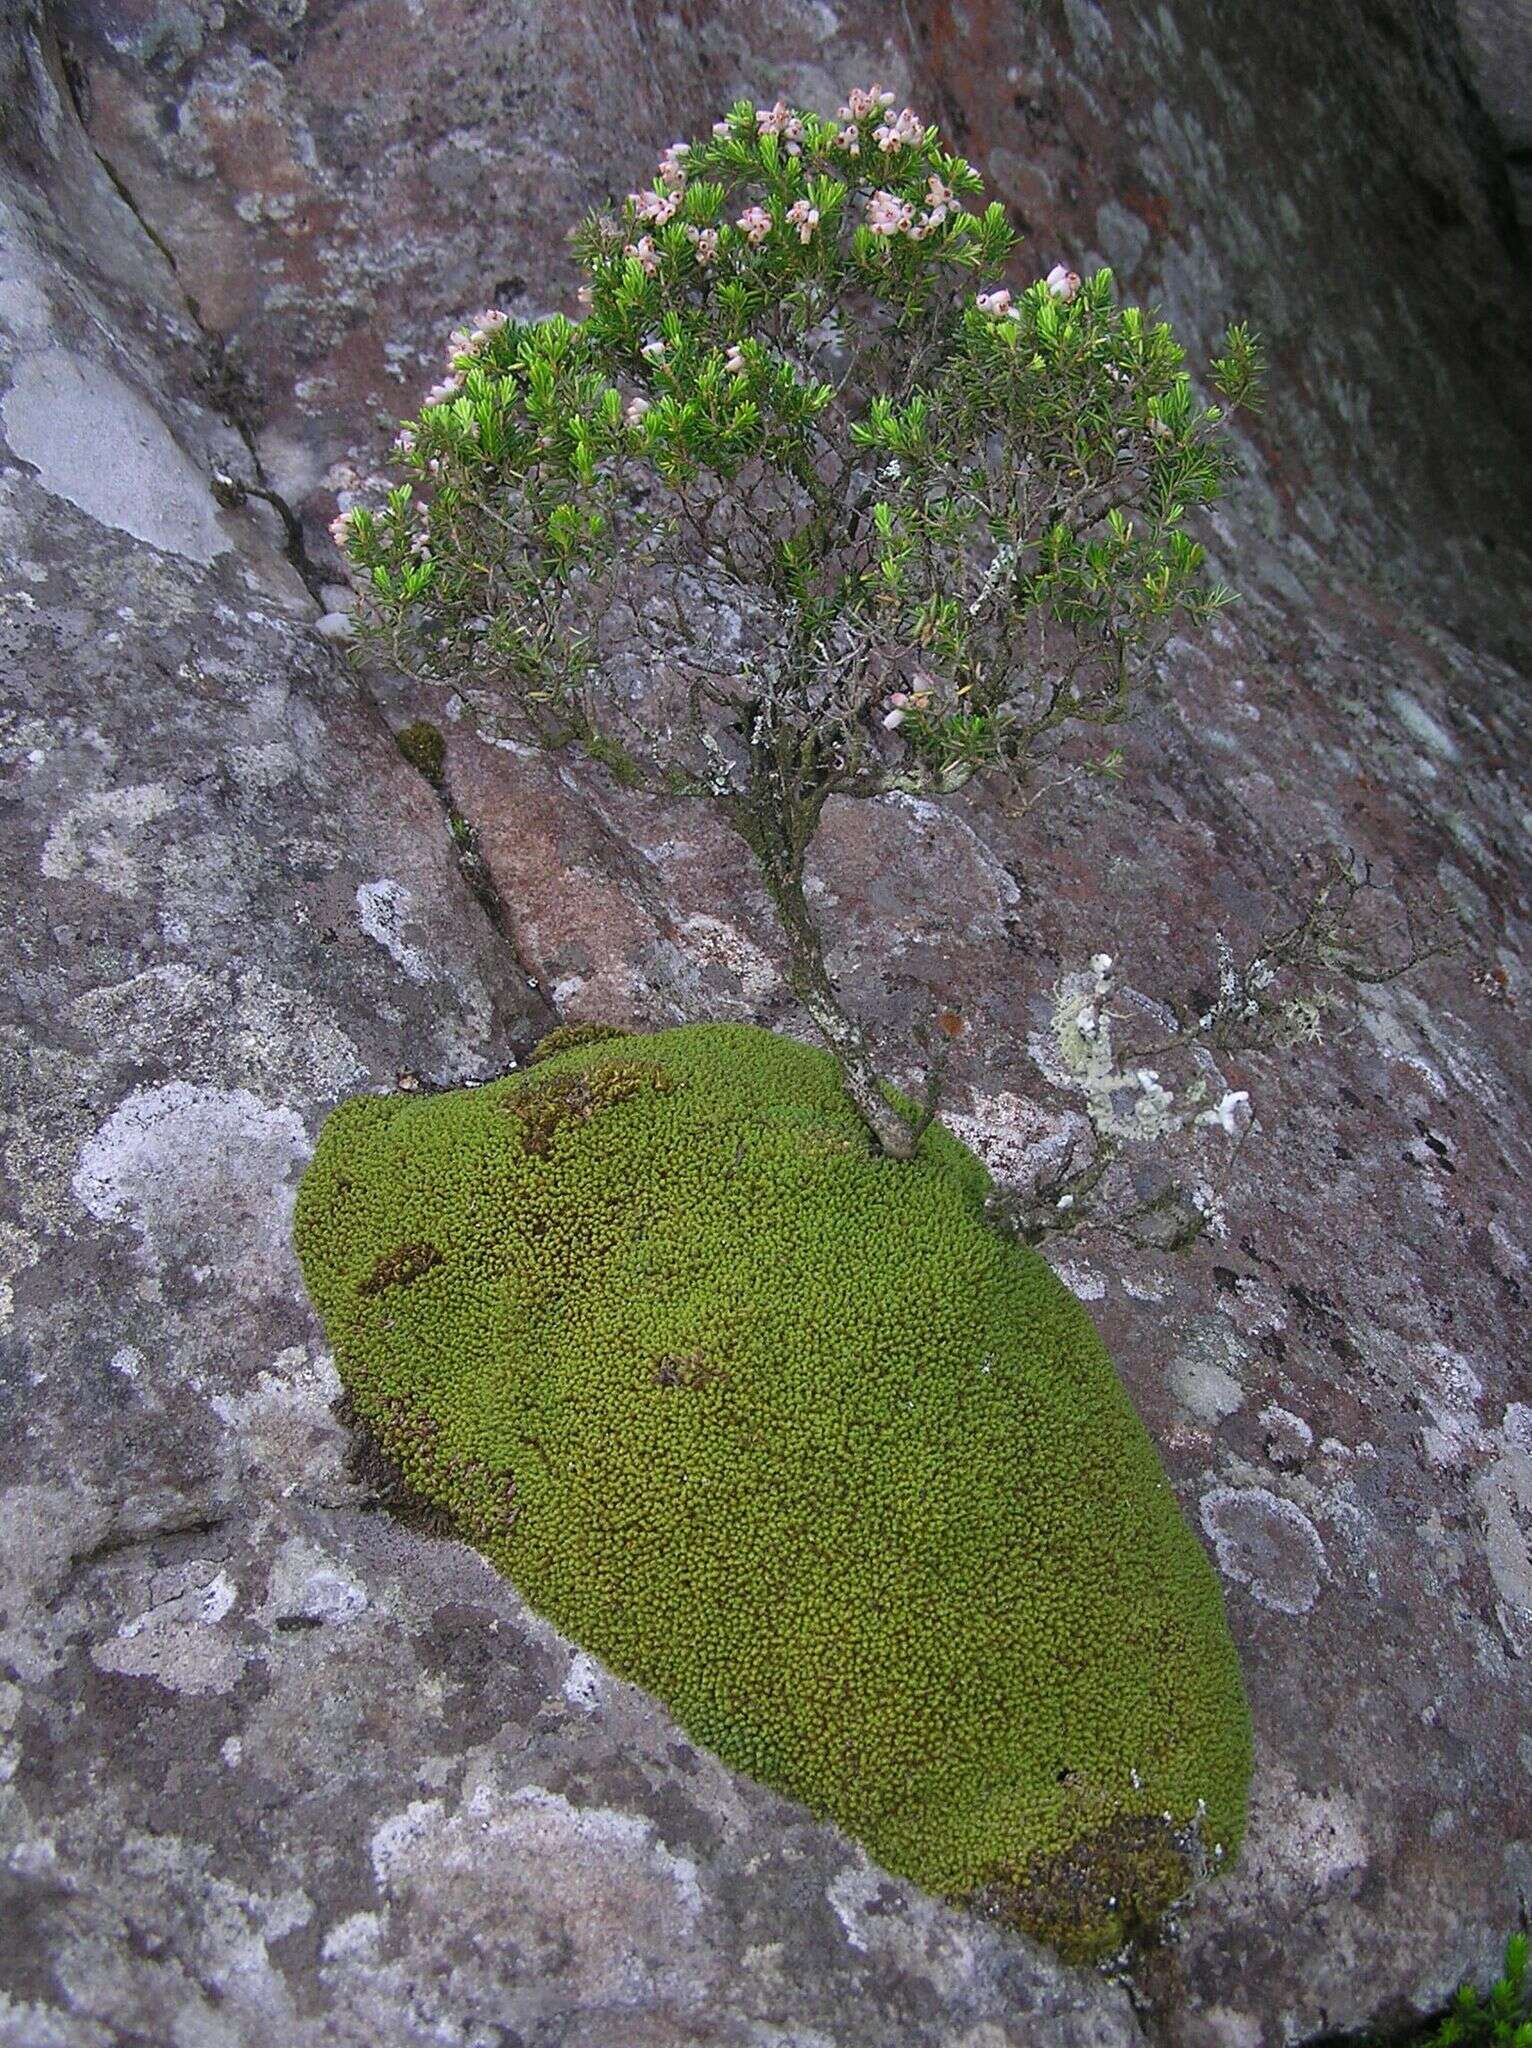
[334, 87, 1265, 1167]
[1417, 1933, 1532, 2047]
[295, 1020, 1252, 1960]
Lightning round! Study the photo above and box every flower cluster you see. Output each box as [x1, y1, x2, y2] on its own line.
[591, 86, 1014, 307]
[863, 166, 958, 242]
[420, 306, 509, 406]
[658, 140, 690, 188]
[631, 188, 680, 225]
[879, 677, 937, 730]
[874, 105, 925, 153]
[865, 189, 914, 237]
[629, 139, 692, 226]
[786, 197, 820, 243]
[838, 86, 895, 120]
[755, 99, 805, 151]
[976, 264, 1081, 319]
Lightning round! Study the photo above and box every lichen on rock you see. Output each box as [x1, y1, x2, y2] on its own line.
[294, 1020, 1251, 1956]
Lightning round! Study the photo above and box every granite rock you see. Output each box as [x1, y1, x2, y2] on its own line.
[0, 11, 1143, 2047]
[5, 0, 1532, 2043]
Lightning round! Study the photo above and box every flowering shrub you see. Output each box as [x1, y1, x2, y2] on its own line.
[337, 89, 1269, 1161]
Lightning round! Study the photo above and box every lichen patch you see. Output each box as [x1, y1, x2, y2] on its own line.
[1200, 1487, 1326, 1615]
[73, 1081, 310, 1298]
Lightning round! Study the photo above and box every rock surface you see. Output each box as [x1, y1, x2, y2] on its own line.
[3, 1, 1530, 2045]
[0, 12, 1138, 2048]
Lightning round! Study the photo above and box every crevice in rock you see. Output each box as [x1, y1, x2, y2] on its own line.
[46, 10, 193, 310]
[68, 1507, 235, 1576]
[387, 722, 556, 1021]
[209, 468, 330, 606]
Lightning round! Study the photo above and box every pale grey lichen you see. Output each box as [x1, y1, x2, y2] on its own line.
[1049, 955, 1248, 1147]
[1200, 1487, 1327, 1616]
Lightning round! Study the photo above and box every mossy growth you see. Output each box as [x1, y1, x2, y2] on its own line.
[395, 718, 446, 783]
[525, 1020, 634, 1066]
[294, 1021, 1251, 1957]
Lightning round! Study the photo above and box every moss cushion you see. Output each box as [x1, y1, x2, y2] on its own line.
[294, 1020, 1250, 1956]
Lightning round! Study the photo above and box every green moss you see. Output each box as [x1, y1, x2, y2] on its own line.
[395, 719, 446, 782]
[525, 1020, 635, 1065]
[294, 1021, 1251, 1955]
[580, 730, 647, 788]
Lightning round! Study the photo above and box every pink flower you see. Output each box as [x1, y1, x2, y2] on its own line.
[839, 86, 894, 120]
[640, 338, 667, 362]
[755, 100, 804, 144]
[888, 690, 910, 708]
[975, 288, 1014, 317]
[865, 189, 914, 237]
[576, 284, 594, 309]
[1045, 263, 1081, 301]
[924, 175, 955, 221]
[786, 198, 820, 243]
[686, 225, 719, 266]
[712, 118, 732, 137]
[881, 707, 905, 730]
[836, 123, 862, 155]
[625, 395, 651, 426]
[725, 344, 747, 374]
[446, 307, 509, 361]
[625, 236, 660, 274]
[328, 509, 355, 547]
[737, 205, 772, 244]
[658, 141, 690, 190]
[424, 375, 463, 405]
[393, 427, 416, 456]
[874, 107, 924, 153]
[632, 189, 679, 224]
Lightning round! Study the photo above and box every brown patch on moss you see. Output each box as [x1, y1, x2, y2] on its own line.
[968, 1814, 1193, 1964]
[505, 1061, 674, 1157]
[651, 1350, 724, 1391]
[359, 1240, 444, 1298]
[446, 1452, 521, 1547]
[333, 1386, 460, 1539]
[526, 1021, 635, 1066]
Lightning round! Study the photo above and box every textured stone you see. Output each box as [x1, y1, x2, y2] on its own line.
[0, 11, 1140, 2047]
[5, 0, 1531, 2042]
[1455, 0, 1532, 222]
